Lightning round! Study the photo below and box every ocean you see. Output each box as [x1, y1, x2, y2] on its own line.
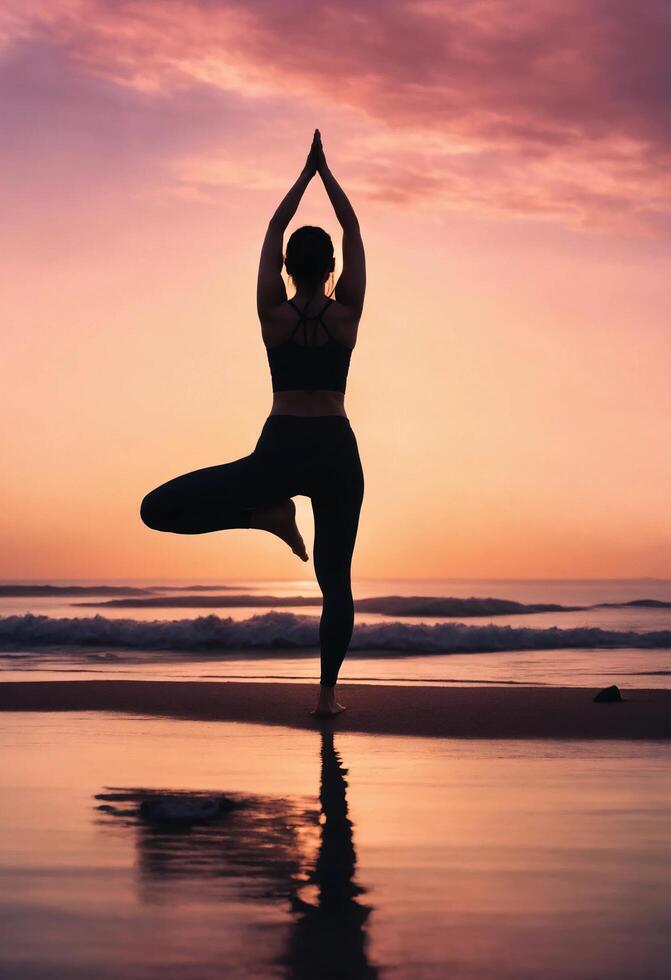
[1, 577, 669, 689]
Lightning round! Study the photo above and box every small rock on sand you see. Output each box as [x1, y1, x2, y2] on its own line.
[593, 685, 623, 703]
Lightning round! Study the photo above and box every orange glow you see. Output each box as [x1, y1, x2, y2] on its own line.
[2, 2, 669, 579]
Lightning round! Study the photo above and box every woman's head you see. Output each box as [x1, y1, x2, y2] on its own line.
[285, 225, 335, 292]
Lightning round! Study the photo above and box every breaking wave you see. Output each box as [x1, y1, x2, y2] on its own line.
[1, 612, 670, 654]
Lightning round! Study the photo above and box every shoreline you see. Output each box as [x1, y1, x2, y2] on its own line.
[0, 680, 668, 739]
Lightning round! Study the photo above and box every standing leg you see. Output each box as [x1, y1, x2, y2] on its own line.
[311, 459, 364, 709]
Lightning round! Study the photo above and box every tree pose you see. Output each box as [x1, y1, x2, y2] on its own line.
[141, 130, 366, 718]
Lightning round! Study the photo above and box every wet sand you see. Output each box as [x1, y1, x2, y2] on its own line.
[1, 712, 669, 980]
[0, 680, 668, 738]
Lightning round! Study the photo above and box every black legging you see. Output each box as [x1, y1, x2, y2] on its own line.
[140, 415, 364, 686]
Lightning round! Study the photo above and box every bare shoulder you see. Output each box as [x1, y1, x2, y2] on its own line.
[259, 300, 291, 348]
[325, 298, 361, 348]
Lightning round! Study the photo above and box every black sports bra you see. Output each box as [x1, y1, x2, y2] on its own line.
[266, 298, 352, 394]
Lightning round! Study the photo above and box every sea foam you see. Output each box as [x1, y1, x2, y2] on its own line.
[0, 612, 669, 654]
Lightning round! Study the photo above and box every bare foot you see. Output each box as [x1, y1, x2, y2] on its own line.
[310, 685, 347, 718]
[310, 704, 347, 719]
[250, 499, 308, 561]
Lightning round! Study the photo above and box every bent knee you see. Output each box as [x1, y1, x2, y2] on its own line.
[140, 489, 175, 531]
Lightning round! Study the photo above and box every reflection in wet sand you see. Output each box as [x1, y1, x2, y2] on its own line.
[282, 731, 379, 979]
[95, 731, 380, 979]
[96, 786, 318, 906]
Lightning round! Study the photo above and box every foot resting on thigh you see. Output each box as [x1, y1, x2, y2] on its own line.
[311, 684, 347, 718]
[250, 498, 308, 562]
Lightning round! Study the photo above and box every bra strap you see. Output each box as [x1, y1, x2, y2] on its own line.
[288, 299, 305, 340]
[288, 297, 334, 345]
[316, 298, 334, 340]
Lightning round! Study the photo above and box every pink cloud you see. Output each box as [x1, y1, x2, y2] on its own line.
[3, 0, 669, 232]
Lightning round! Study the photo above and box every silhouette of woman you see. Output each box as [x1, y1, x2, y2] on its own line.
[140, 130, 366, 718]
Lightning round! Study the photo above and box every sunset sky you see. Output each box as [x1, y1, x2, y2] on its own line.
[2, 0, 670, 581]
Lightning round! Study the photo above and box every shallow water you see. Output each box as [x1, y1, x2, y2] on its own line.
[0, 712, 669, 979]
[1, 577, 670, 689]
[2, 645, 670, 690]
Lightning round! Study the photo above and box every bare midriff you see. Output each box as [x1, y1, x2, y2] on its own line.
[270, 389, 347, 418]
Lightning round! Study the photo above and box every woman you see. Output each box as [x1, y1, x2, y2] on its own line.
[140, 130, 366, 719]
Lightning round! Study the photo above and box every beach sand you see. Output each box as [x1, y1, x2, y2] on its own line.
[1, 679, 668, 739]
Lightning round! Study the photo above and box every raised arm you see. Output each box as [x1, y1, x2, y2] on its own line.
[315, 131, 366, 315]
[256, 144, 317, 318]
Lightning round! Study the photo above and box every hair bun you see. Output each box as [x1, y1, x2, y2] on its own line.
[285, 225, 334, 288]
